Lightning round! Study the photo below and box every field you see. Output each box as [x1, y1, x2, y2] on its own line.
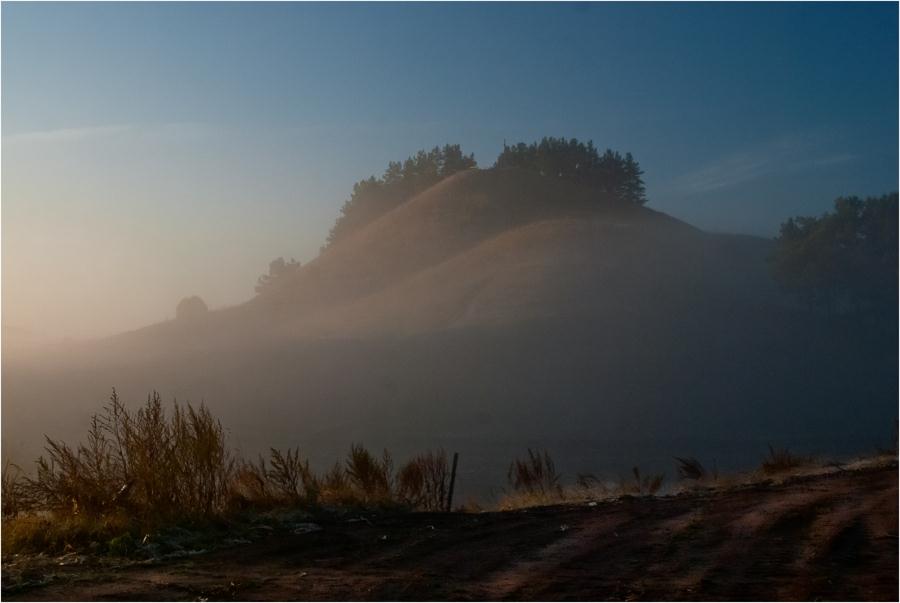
[3, 459, 896, 601]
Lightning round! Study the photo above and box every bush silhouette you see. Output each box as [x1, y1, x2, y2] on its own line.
[175, 296, 208, 320]
[255, 257, 301, 295]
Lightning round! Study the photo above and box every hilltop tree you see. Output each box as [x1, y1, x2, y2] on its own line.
[324, 144, 476, 249]
[495, 137, 646, 204]
[256, 257, 301, 295]
[770, 193, 898, 313]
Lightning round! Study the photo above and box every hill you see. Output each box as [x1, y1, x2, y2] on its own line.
[2, 169, 896, 494]
[96, 168, 777, 341]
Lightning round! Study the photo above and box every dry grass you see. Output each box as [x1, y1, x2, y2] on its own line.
[228, 445, 451, 511]
[267, 447, 320, 505]
[229, 456, 273, 509]
[573, 473, 614, 500]
[4, 388, 872, 557]
[1, 391, 234, 553]
[501, 449, 566, 509]
[228, 448, 320, 510]
[2, 511, 136, 555]
[1, 389, 459, 534]
[2, 462, 29, 519]
[508, 449, 562, 497]
[2, 390, 236, 554]
[760, 445, 812, 475]
[344, 445, 395, 506]
[3, 421, 457, 555]
[318, 461, 356, 506]
[396, 449, 450, 511]
[620, 466, 665, 496]
[500, 451, 671, 509]
[20, 390, 235, 523]
[674, 456, 716, 481]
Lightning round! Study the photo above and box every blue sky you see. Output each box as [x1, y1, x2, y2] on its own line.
[2, 2, 897, 337]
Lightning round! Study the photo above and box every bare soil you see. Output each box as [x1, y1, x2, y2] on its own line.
[4, 463, 897, 601]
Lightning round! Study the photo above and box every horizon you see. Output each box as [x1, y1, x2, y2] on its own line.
[3, 2, 898, 339]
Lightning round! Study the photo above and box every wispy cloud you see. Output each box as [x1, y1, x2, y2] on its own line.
[672, 134, 856, 195]
[3, 124, 135, 144]
[675, 152, 773, 194]
[795, 153, 856, 169]
[3, 122, 214, 145]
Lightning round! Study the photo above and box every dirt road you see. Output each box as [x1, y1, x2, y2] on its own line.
[4, 464, 897, 601]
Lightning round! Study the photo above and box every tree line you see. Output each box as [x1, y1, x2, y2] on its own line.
[770, 193, 897, 315]
[324, 137, 646, 250]
[495, 137, 646, 205]
[256, 137, 648, 295]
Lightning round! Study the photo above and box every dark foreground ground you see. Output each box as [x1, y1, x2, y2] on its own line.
[3, 463, 897, 601]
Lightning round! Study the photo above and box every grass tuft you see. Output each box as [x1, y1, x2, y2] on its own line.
[760, 445, 812, 475]
[621, 466, 665, 496]
[674, 456, 707, 481]
[508, 448, 562, 497]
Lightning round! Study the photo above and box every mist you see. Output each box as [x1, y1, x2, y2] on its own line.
[3, 163, 896, 505]
[1, 123, 333, 340]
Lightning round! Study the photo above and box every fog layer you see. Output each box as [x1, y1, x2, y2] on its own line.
[4, 169, 896, 500]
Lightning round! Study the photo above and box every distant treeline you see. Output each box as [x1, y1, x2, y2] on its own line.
[771, 193, 898, 314]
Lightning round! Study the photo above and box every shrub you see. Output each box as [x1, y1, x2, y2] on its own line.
[175, 296, 208, 320]
[345, 444, 394, 505]
[168, 402, 235, 517]
[255, 257, 301, 295]
[319, 461, 356, 506]
[26, 415, 120, 516]
[22, 390, 234, 523]
[396, 449, 450, 511]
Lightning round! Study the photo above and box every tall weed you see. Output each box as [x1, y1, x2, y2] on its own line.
[508, 449, 562, 498]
